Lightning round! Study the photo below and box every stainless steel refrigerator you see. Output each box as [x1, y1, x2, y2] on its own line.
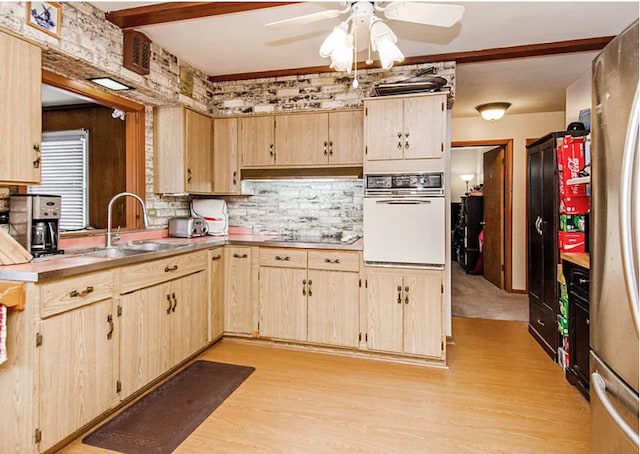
[591, 19, 639, 453]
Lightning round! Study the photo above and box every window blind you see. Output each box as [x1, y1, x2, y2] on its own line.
[29, 129, 89, 231]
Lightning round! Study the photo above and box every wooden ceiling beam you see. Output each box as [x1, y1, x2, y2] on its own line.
[208, 36, 614, 83]
[105, 2, 300, 29]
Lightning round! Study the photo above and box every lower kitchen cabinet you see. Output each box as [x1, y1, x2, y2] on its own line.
[209, 247, 225, 341]
[120, 270, 207, 398]
[307, 268, 359, 347]
[366, 267, 444, 358]
[38, 298, 118, 452]
[224, 246, 253, 334]
[258, 248, 361, 347]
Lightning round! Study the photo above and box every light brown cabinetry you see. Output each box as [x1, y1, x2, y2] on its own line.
[259, 248, 308, 341]
[209, 247, 224, 341]
[38, 298, 118, 452]
[119, 251, 208, 397]
[364, 94, 446, 162]
[224, 246, 253, 334]
[275, 111, 363, 166]
[212, 117, 240, 194]
[154, 106, 213, 194]
[366, 267, 444, 358]
[0, 31, 41, 184]
[307, 251, 360, 347]
[258, 248, 360, 347]
[239, 116, 275, 167]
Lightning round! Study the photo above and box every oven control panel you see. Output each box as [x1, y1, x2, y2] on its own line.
[365, 172, 444, 194]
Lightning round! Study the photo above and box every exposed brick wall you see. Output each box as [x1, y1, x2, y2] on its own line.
[226, 179, 363, 236]
[0, 2, 455, 234]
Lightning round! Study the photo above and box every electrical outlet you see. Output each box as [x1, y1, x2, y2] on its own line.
[146, 208, 156, 217]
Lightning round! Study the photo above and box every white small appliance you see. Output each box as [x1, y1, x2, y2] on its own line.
[190, 199, 228, 236]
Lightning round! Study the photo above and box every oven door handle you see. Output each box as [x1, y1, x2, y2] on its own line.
[375, 199, 432, 205]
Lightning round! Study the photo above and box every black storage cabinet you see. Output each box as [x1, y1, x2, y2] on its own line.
[526, 131, 587, 359]
[563, 260, 590, 399]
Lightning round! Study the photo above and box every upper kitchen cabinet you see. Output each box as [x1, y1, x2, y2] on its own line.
[212, 117, 240, 194]
[0, 31, 41, 185]
[364, 93, 446, 162]
[154, 106, 213, 194]
[239, 115, 276, 167]
[274, 110, 363, 167]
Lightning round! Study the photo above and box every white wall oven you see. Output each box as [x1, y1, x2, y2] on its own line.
[364, 172, 445, 268]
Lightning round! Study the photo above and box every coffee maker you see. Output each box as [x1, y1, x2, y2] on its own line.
[9, 194, 63, 257]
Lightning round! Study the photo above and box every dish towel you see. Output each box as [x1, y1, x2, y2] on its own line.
[0, 304, 7, 365]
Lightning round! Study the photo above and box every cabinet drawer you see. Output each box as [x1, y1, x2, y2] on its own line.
[529, 301, 556, 349]
[40, 270, 114, 318]
[120, 250, 208, 293]
[308, 250, 360, 272]
[567, 265, 589, 301]
[260, 248, 307, 268]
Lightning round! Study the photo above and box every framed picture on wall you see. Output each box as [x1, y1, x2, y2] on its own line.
[26, 2, 62, 39]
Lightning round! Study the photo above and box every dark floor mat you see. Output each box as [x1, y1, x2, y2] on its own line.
[83, 360, 255, 454]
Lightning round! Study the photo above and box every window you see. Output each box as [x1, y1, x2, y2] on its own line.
[29, 129, 89, 231]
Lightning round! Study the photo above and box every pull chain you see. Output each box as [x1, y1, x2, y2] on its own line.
[352, 27, 359, 89]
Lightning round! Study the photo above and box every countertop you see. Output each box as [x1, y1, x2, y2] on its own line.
[561, 252, 590, 269]
[0, 234, 363, 282]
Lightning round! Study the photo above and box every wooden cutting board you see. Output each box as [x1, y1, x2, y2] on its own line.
[0, 229, 32, 265]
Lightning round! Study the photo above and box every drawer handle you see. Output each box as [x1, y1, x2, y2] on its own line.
[70, 286, 94, 298]
[586, 318, 590, 325]
[164, 265, 178, 272]
[405, 286, 409, 304]
[275, 256, 290, 261]
[308, 279, 312, 297]
[302, 279, 307, 296]
[233, 253, 248, 259]
[537, 319, 545, 327]
[397, 285, 402, 304]
[323, 141, 328, 156]
[106, 314, 114, 340]
[328, 141, 333, 155]
[171, 292, 177, 313]
[211, 254, 222, 261]
[166, 294, 172, 314]
[324, 258, 341, 264]
[578, 278, 589, 284]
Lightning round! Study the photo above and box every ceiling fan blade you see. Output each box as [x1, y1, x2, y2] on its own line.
[382, 2, 465, 27]
[265, 9, 344, 28]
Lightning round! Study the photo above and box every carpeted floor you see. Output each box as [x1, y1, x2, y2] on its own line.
[451, 262, 529, 322]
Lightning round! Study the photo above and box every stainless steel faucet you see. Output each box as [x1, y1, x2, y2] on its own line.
[106, 192, 150, 248]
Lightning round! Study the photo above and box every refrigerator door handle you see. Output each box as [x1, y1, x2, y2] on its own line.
[591, 372, 640, 448]
[619, 82, 640, 335]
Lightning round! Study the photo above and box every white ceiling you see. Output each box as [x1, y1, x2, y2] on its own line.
[91, 1, 638, 118]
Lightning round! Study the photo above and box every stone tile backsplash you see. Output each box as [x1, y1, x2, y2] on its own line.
[226, 179, 363, 237]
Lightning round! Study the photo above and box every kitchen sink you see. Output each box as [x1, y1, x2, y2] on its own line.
[82, 248, 146, 258]
[79, 241, 192, 258]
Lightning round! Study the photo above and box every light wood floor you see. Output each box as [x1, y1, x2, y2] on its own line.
[59, 317, 590, 454]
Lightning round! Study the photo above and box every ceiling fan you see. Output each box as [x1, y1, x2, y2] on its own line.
[266, 2, 465, 82]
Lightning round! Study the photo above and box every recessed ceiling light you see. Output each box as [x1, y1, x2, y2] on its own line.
[87, 77, 133, 91]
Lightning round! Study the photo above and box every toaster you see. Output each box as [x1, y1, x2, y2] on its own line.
[168, 217, 209, 238]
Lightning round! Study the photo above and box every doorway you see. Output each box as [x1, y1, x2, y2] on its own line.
[451, 139, 514, 292]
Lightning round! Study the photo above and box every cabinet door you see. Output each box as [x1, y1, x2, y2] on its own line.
[120, 282, 172, 398]
[209, 248, 225, 341]
[328, 110, 363, 165]
[275, 113, 328, 166]
[185, 109, 213, 194]
[39, 299, 118, 451]
[224, 246, 253, 333]
[170, 271, 208, 367]
[259, 266, 308, 341]
[402, 270, 443, 357]
[366, 268, 403, 353]
[239, 116, 275, 167]
[0, 32, 41, 184]
[365, 98, 404, 161]
[527, 149, 544, 307]
[213, 117, 240, 194]
[153, 106, 186, 194]
[307, 269, 359, 347]
[402, 95, 446, 159]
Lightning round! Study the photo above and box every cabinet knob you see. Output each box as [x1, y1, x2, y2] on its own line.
[578, 278, 589, 284]
[324, 141, 328, 156]
[269, 144, 274, 157]
[166, 294, 172, 314]
[211, 254, 222, 261]
[106, 314, 114, 340]
[328, 141, 333, 155]
[586, 319, 590, 325]
[171, 292, 177, 312]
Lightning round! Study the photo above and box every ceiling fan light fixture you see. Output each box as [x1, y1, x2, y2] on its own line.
[329, 34, 354, 73]
[376, 38, 404, 69]
[319, 21, 349, 58]
[476, 102, 512, 121]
